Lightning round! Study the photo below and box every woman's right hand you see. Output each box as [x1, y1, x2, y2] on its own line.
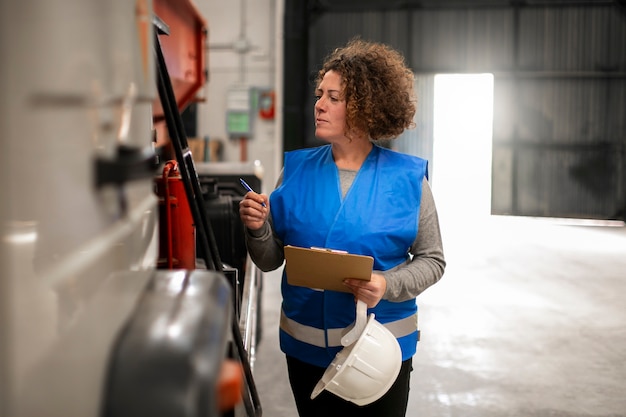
[239, 191, 269, 231]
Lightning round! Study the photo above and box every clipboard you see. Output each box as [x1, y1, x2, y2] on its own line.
[284, 245, 373, 293]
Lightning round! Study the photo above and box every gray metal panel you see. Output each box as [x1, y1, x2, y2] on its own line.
[492, 74, 625, 219]
[308, 2, 625, 74]
[309, 11, 410, 66]
[491, 145, 515, 214]
[396, 75, 436, 180]
[497, 78, 623, 142]
[518, 7, 625, 71]
[410, 8, 515, 71]
[513, 145, 619, 219]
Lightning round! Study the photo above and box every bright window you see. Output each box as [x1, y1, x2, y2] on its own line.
[432, 73, 494, 225]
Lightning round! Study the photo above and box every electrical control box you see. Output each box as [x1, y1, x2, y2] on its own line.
[226, 86, 254, 138]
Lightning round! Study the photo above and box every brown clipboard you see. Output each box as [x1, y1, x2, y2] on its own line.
[284, 245, 374, 293]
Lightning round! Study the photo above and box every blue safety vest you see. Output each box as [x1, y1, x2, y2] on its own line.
[270, 144, 427, 368]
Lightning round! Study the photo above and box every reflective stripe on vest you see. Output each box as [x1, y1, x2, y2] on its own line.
[280, 309, 418, 348]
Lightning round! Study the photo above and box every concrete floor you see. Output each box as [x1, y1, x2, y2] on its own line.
[252, 216, 626, 417]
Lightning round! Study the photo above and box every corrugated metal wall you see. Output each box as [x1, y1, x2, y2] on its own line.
[301, 2, 626, 221]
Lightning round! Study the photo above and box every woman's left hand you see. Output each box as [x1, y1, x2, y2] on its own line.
[343, 273, 387, 308]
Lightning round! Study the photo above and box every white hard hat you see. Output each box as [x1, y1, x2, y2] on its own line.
[310, 301, 402, 406]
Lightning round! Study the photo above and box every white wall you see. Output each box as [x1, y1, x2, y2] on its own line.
[194, 0, 283, 194]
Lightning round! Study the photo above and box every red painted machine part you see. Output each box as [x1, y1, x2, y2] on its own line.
[218, 360, 244, 412]
[152, 0, 207, 146]
[155, 160, 196, 270]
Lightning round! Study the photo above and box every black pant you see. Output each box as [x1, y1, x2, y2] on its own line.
[286, 355, 413, 417]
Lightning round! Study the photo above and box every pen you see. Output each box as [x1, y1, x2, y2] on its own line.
[239, 178, 266, 207]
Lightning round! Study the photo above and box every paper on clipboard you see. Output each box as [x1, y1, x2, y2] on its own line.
[284, 245, 373, 293]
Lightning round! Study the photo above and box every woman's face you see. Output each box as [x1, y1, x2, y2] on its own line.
[314, 70, 347, 143]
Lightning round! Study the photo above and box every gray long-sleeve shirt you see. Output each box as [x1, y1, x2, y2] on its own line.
[245, 170, 446, 302]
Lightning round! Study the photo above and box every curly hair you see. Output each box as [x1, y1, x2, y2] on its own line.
[316, 38, 416, 141]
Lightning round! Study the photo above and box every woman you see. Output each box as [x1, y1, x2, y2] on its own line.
[239, 38, 446, 417]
